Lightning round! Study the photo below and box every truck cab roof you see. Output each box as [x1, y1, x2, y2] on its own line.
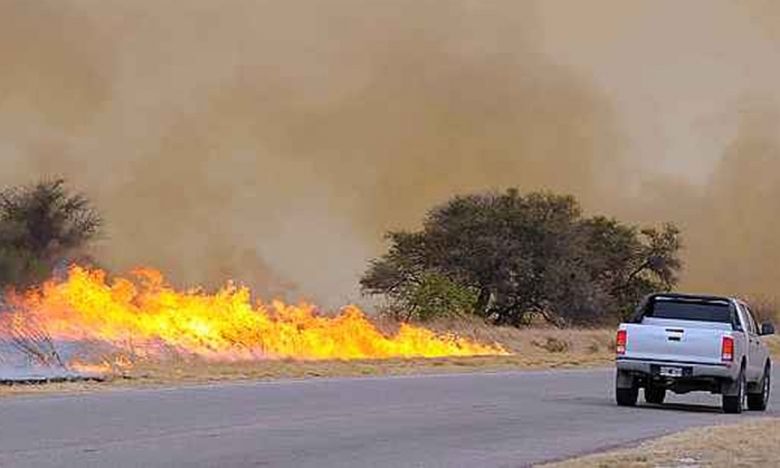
[629, 293, 740, 329]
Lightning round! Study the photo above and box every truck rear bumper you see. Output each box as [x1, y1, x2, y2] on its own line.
[616, 356, 737, 380]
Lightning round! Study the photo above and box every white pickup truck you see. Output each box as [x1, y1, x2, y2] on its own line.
[615, 293, 775, 413]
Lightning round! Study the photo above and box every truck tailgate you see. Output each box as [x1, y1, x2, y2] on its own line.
[623, 319, 730, 365]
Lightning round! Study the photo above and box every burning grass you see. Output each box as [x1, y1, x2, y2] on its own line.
[0, 322, 611, 398]
[117, 322, 619, 385]
[0, 266, 512, 395]
[0, 266, 513, 396]
[0, 318, 618, 397]
[1, 265, 778, 397]
[0, 266, 506, 365]
[1, 325, 777, 397]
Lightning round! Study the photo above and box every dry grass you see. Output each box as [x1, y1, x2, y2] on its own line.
[0, 321, 615, 397]
[120, 321, 619, 387]
[1, 320, 777, 398]
[543, 418, 780, 468]
[0, 351, 612, 398]
[423, 316, 616, 356]
[745, 295, 780, 324]
[765, 335, 780, 357]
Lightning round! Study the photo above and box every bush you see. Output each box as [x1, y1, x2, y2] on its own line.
[531, 336, 571, 353]
[379, 272, 477, 322]
[361, 189, 682, 326]
[747, 296, 780, 324]
[0, 179, 102, 288]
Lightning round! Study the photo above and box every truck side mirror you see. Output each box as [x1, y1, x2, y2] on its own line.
[760, 322, 775, 336]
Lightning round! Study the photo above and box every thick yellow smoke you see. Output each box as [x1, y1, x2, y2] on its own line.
[1, 0, 778, 304]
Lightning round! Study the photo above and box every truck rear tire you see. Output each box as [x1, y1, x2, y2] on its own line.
[722, 369, 746, 414]
[645, 385, 666, 405]
[747, 363, 770, 411]
[616, 371, 638, 407]
[616, 387, 638, 406]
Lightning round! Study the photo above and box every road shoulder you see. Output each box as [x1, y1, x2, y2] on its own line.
[0, 355, 613, 398]
[542, 417, 780, 467]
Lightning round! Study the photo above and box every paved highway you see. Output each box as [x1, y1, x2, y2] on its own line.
[0, 368, 777, 467]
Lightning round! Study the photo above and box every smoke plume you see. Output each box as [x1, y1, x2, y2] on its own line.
[1, 0, 778, 305]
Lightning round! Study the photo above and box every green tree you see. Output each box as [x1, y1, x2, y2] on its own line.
[361, 189, 682, 326]
[375, 271, 478, 321]
[0, 179, 102, 288]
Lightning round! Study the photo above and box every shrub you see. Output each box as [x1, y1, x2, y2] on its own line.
[0, 178, 102, 288]
[362, 189, 682, 327]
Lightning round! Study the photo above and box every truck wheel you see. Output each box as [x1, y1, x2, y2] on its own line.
[645, 385, 666, 405]
[722, 369, 746, 414]
[616, 371, 638, 407]
[747, 363, 771, 411]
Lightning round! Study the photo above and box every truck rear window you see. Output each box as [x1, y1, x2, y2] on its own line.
[644, 299, 733, 323]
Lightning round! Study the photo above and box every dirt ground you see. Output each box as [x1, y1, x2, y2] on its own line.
[544, 418, 780, 468]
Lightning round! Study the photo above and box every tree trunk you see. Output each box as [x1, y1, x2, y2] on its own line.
[475, 287, 491, 317]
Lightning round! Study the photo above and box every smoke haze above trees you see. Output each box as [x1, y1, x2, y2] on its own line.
[0, 1, 779, 305]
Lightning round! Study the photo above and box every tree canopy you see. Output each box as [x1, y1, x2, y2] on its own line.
[361, 189, 682, 326]
[0, 179, 102, 288]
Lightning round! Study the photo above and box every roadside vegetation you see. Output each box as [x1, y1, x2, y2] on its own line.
[1, 322, 618, 396]
[2, 324, 777, 398]
[0, 178, 777, 397]
[0, 179, 686, 331]
[544, 418, 780, 467]
[362, 189, 682, 326]
[0, 178, 101, 289]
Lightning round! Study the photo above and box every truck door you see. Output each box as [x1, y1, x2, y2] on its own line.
[744, 304, 769, 379]
[738, 303, 762, 381]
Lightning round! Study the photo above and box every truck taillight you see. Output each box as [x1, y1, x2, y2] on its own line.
[721, 336, 734, 362]
[616, 330, 627, 355]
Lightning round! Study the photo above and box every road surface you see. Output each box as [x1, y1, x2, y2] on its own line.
[0, 368, 777, 467]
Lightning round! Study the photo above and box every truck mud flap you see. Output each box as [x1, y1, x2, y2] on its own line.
[616, 370, 635, 389]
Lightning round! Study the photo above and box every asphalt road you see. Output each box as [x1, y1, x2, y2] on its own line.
[0, 368, 777, 468]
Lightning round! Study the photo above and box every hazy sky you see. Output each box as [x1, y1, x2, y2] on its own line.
[1, 0, 779, 306]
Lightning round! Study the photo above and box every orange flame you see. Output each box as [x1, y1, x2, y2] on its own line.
[0, 266, 506, 368]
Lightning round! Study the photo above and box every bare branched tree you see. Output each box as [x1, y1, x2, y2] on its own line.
[0, 178, 102, 288]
